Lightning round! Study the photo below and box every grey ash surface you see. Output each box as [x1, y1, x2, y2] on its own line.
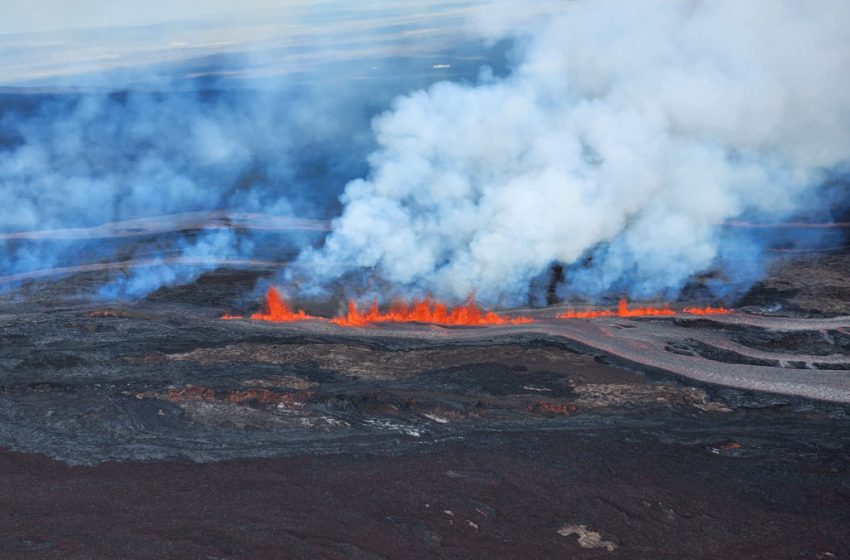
[0, 268, 849, 558]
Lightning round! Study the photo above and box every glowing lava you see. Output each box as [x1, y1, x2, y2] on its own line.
[616, 298, 676, 317]
[682, 305, 732, 316]
[558, 298, 676, 319]
[556, 308, 618, 319]
[331, 297, 534, 327]
[225, 291, 730, 325]
[244, 287, 316, 322]
[222, 289, 531, 326]
[558, 299, 733, 319]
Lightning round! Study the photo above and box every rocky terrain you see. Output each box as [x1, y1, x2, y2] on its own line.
[0, 253, 849, 558]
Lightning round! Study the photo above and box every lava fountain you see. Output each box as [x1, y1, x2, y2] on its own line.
[222, 289, 533, 326]
[225, 291, 729, 325]
[222, 287, 316, 321]
[331, 297, 534, 327]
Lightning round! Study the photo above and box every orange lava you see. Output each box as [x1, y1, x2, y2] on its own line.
[248, 288, 316, 322]
[331, 297, 534, 327]
[556, 308, 618, 319]
[558, 298, 675, 319]
[616, 298, 676, 318]
[222, 289, 533, 327]
[682, 305, 732, 316]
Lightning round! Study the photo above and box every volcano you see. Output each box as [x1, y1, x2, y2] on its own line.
[2, 0, 850, 558]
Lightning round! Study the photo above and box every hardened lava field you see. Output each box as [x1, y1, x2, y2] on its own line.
[1, 257, 849, 559]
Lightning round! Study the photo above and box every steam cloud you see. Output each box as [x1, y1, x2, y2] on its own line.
[295, 0, 850, 304]
[0, 1, 504, 297]
[2, 0, 848, 304]
[0, 85, 365, 295]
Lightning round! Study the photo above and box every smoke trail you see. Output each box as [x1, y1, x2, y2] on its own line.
[294, 0, 850, 304]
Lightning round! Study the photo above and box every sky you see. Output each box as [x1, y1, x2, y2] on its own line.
[0, 0, 302, 34]
[0, 0, 503, 87]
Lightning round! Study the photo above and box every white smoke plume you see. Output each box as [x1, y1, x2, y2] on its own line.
[0, 0, 499, 298]
[294, 0, 850, 304]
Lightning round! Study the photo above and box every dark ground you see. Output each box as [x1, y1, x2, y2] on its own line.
[2, 424, 848, 560]
[1, 255, 850, 559]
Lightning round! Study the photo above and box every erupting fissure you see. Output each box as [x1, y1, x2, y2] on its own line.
[557, 299, 731, 319]
[223, 291, 731, 325]
[331, 298, 534, 327]
[222, 287, 316, 322]
[221, 288, 533, 326]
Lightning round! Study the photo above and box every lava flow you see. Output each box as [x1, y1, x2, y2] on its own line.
[331, 297, 534, 327]
[222, 287, 316, 322]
